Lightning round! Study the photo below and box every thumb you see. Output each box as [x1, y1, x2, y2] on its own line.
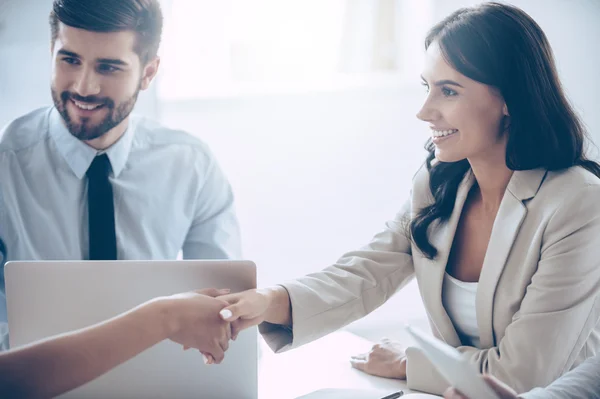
[219, 303, 243, 322]
[196, 288, 230, 297]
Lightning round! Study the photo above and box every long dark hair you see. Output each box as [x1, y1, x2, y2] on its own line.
[410, 2, 600, 259]
[49, 0, 163, 64]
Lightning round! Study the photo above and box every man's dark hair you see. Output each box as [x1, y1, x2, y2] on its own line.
[50, 0, 163, 64]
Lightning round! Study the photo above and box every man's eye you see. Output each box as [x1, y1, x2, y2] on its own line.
[98, 64, 119, 73]
[62, 57, 80, 65]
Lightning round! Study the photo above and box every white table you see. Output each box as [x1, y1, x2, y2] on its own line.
[258, 330, 412, 399]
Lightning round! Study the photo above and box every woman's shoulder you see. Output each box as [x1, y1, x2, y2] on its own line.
[543, 165, 600, 194]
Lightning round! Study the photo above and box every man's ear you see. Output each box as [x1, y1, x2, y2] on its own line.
[140, 56, 161, 91]
[502, 103, 509, 116]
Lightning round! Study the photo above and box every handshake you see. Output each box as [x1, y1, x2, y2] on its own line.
[156, 287, 277, 365]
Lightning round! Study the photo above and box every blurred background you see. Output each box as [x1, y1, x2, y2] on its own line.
[1, 0, 599, 340]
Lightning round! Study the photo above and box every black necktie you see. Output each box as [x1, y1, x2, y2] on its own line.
[87, 154, 117, 260]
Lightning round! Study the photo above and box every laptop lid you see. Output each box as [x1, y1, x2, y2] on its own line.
[5, 260, 257, 399]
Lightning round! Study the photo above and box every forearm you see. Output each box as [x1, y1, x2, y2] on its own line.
[262, 286, 292, 326]
[0, 299, 170, 398]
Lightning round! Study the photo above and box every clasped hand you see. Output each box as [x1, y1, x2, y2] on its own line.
[171, 288, 272, 364]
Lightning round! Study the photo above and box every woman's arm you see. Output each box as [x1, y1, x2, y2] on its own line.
[0, 289, 230, 398]
[219, 198, 416, 353]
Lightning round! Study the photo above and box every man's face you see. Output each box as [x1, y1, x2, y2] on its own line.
[51, 23, 152, 141]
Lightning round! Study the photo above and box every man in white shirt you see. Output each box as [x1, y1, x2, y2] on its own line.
[0, 0, 241, 340]
[443, 354, 600, 398]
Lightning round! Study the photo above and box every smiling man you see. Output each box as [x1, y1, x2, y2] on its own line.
[0, 0, 241, 340]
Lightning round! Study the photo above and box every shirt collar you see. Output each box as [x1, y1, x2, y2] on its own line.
[48, 107, 136, 179]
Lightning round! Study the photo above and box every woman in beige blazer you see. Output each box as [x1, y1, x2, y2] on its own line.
[215, 2, 600, 395]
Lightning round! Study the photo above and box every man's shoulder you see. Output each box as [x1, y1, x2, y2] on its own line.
[131, 115, 214, 160]
[0, 107, 52, 154]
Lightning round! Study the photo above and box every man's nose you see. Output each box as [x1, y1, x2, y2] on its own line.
[72, 67, 101, 98]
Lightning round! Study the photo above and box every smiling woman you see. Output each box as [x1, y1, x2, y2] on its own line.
[207, 2, 600, 396]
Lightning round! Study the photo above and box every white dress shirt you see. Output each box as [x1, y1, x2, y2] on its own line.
[0, 107, 242, 325]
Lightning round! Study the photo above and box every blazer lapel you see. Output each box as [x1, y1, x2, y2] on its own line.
[421, 169, 475, 346]
[477, 169, 547, 348]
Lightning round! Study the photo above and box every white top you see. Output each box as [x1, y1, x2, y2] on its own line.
[442, 272, 480, 348]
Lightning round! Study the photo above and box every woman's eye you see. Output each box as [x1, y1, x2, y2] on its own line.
[421, 82, 430, 92]
[442, 87, 458, 97]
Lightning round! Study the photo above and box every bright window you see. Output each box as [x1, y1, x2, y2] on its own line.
[158, 0, 433, 99]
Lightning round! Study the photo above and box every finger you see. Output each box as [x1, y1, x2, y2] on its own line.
[350, 353, 367, 361]
[211, 344, 225, 364]
[219, 335, 230, 354]
[349, 358, 367, 371]
[220, 307, 235, 321]
[196, 288, 230, 297]
[216, 293, 242, 304]
[226, 323, 232, 341]
[202, 352, 214, 365]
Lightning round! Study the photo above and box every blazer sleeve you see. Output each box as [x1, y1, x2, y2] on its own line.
[260, 198, 416, 352]
[406, 184, 600, 394]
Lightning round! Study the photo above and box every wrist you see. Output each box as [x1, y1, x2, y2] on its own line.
[147, 297, 178, 340]
[261, 285, 291, 326]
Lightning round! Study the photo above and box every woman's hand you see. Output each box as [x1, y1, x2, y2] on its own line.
[217, 286, 291, 340]
[443, 375, 518, 399]
[350, 338, 407, 379]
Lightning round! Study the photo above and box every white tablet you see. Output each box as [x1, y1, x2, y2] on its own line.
[405, 326, 500, 399]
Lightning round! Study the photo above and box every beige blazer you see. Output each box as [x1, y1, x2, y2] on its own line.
[260, 165, 600, 395]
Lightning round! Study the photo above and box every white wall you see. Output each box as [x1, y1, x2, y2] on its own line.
[1, 0, 599, 340]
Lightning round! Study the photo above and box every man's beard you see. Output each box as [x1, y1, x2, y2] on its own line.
[51, 85, 140, 141]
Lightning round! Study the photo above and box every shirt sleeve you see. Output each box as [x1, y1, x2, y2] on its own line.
[182, 152, 242, 260]
[519, 354, 600, 399]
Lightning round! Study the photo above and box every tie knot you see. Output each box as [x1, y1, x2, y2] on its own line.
[87, 154, 112, 178]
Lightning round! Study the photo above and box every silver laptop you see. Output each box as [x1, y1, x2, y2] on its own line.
[5, 260, 257, 399]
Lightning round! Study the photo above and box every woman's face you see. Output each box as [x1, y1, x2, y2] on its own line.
[417, 42, 509, 164]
